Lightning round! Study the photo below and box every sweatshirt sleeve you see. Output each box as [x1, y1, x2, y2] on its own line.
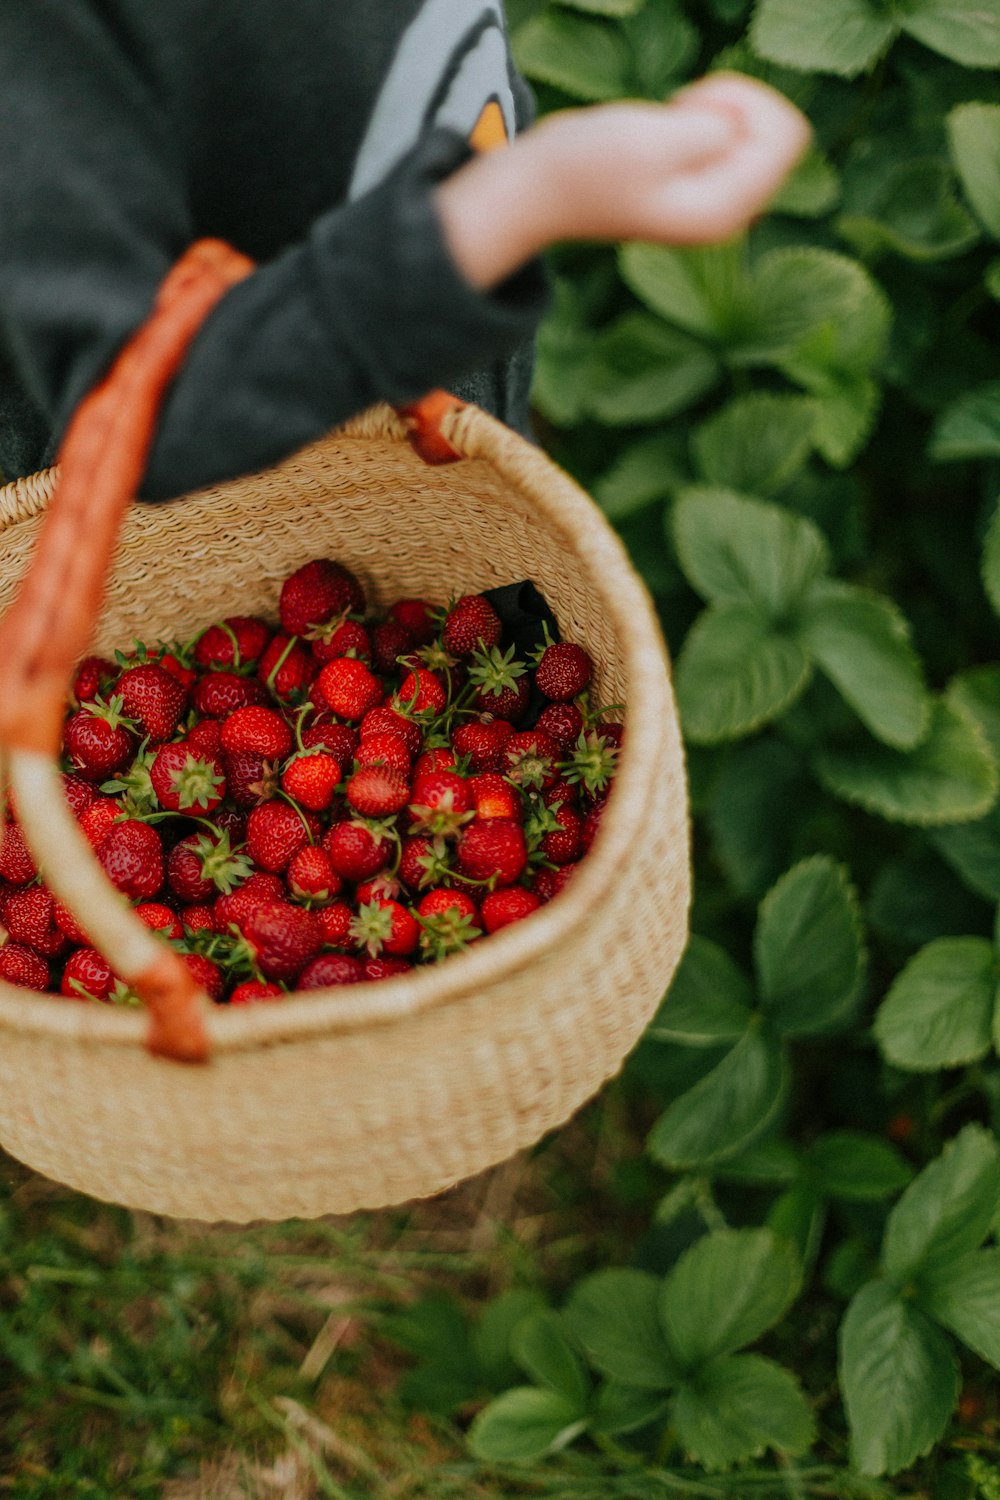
[0, 5, 549, 501]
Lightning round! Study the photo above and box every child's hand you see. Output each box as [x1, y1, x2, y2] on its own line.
[436, 73, 811, 290]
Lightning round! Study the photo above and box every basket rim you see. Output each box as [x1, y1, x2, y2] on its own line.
[0, 401, 688, 1054]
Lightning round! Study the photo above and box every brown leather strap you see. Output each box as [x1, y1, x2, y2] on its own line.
[399, 389, 467, 464]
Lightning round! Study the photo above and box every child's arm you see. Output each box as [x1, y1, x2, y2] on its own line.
[435, 74, 811, 292]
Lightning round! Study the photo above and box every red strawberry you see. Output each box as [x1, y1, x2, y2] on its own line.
[97, 820, 165, 900]
[452, 717, 513, 772]
[359, 706, 421, 757]
[467, 773, 522, 822]
[412, 746, 457, 778]
[531, 867, 559, 903]
[594, 721, 624, 749]
[183, 952, 226, 1002]
[53, 898, 90, 945]
[155, 651, 198, 690]
[279, 558, 366, 637]
[389, 597, 437, 645]
[115, 663, 187, 742]
[281, 750, 341, 811]
[223, 751, 278, 808]
[134, 903, 185, 941]
[442, 595, 501, 657]
[552, 862, 580, 897]
[316, 900, 353, 947]
[229, 979, 284, 1004]
[417, 888, 479, 923]
[503, 730, 561, 790]
[62, 772, 98, 819]
[349, 898, 419, 958]
[456, 818, 527, 887]
[299, 952, 366, 988]
[562, 728, 620, 800]
[245, 901, 322, 982]
[192, 670, 268, 719]
[370, 619, 415, 674]
[315, 657, 383, 721]
[311, 618, 372, 665]
[540, 803, 583, 865]
[187, 718, 224, 757]
[581, 799, 607, 854]
[259, 634, 317, 701]
[246, 801, 318, 873]
[536, 702, 585, 750]
[355, 870, 403, 905]
[214, 871, 286, 935]
[481, 887, 542, 933]
[408, 771, 473, 838]
[356, 731, 411, 773]
[287, 845, 341, 903]
[398, 834, 451, 891]
[323, 820, 393, 882]
[167, 830, 252, 904]
[79, 799, 124, 851]
[415, 888, 481, 958]
[193, 616, 272, 671]
[468, 644, 531, 722]
[535, 641, 593, 701]
[364, 956, 414, 981]
[180, 903, 217, 935]
[0, 942, 49, 991]
[345, 765, 410, 818]
[395, 668, 446, 717]
[220, 706, 293, 760]
[150, 742, 227, 814]
[0, 823, 38, 884]
[4, 887, 65, 956]
[72, 655, 117, 704]
[61, 946, 117, 1000]
[302, 720, 358, 762]
[64, 698, 135, 781]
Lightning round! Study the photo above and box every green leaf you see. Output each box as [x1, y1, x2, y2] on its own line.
[707, 737, 809, 898]
[593, 433, 688, 521]
[754, 856, 865, 1037]
[875, 936, 995, 1073]
[676, 602, 813, 744]
[714, 1137, 801, 1186]
[646, 935, 754, 1046]
[512, 10, 631, 98]
[673, 487, 829, 617]
[660, 1228, 801, 1369]
[813, 699, 999, 826]
[691, 395, 818, 497]
[532, 279, 594, 428]
[836, 158, 980, 263]
[591, 1381, 670, 1436]
[749, 0, 897, 77]
[799, 581, 929, 750]
[672, 1354, 815, 1471]
[466, 1387, 588, 1463]
[473, 1290, 548, 1389]
[809, 1131, 914, 1201]
[982, 496, 1000, 616]
[585, 314, 720, 425]
[767, 1184, 826, 1274]
[882, 1125, 1000, 1283]
[808, 372, 880, 468]
[737, 248, 891, 372]
[946, 666, 1000, 762]
[987, 257, 1000, 300]
[556, 0, 644, 14]
[618, 240, 747, 341]
[564, 1270, 677, 1389]
[919, 1249, 1000, 1370]
[646, 1026, 789, 1170]
[839, 1280, 960, 1476]
[948, 105, 1000, 240]
[622, 0, 700, 95]
[901, 0, 1000, 68]
[931, 381, 1000, 462]
[928, 801, 1000, 901]
[511, 1311, 589, 1410]
[771, 147, 841, 218]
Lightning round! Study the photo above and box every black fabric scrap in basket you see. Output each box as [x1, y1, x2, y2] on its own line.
[482, 579, 560, 730]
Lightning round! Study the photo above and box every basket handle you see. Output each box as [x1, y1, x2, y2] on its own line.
[0, 239, 469, 1061]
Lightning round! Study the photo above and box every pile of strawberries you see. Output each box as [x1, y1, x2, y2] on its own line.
[0, 558, 622, 1005]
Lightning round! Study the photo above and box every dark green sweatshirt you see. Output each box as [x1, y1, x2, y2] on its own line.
[0, 0, 548, 498]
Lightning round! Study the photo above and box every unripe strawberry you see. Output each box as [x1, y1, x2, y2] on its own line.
[481, 887, 542, 933]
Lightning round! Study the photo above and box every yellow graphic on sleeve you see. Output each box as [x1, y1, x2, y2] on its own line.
[469, 97, 509, 153]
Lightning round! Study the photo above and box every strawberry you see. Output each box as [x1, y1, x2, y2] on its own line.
[61, 772, 98, 819]
[187, 718, 224, 757]
[246, 801, 318, 873]
[72, 655, 117, 704]
[364, 956, 414, 981]
[356, 732, 411, 773]
[79, 799, 124, 851]
[183, 952, 226, 1001]
[4, 887, 65, 956]
[223, 751, 278, 808]
[442, 595, 501, 657]
[115, 663, 187, 742]
[97, 819, 165, 901]
[349, 898, 419, 958]
[359, 706, 421, 757]
[311, 618, 371, 665]
[395, 668, 446, 717]
[540, 803, 583, 865]
[451, 717, 513, 772]
[155, 650, 198, 690]
[552, 862, 580, 897]
[535, 641, 593, 701]
[193, 616, 272, 671]
[61, 947, 117, 1001]
[370, 619, 415, 674]
[398, 834, 451, 891]
[279, 558, 366, 637]
[355, 871, 403, 904]
[416, 888, 481, 958]
[298, 952, 366, 988]
[280, 750, 341, 811]
[53, 898, 90, 945]
[536, 702, 585, 751]
[168, 830, 252, 903]
[245, 901, 322, 981]
[468, 644, 530, 722]
[214, 871, 286, 935]
[64, 697, 135, 781]
[581, 798, 606, 853]
[467, 773, 522, 822]
[503, 730, 562, 790]
[134, 903, 185, 941]
[180, 904, 217, 935]
[412, 746, 457, 778]
[302, 720, 359, 763]
[481, 887, 542, 933]
[220, 706, 293, 760]
[456, 818, 527, 887]
[315, 657, 383, 721]
[0, 942, 49, 991]
[150, 742, 227, 814]
[316, 900, 353, 947]
[259, 634, 318, 700]
[229, 979, 284, 1004]
[531, 867, 559, 903]
[407, 771, 473, 837]
[389, 597, 437, 645]
[345, 765, 410, 818]
[0, 823, 38, 884]
[417, 888, 479, 923]
[594, 721, 624, 749]
[287, 846, 341, 903]
[323, 819, 393, 882]
[192, 670, 268, 719]
[562, 729, 620, 800]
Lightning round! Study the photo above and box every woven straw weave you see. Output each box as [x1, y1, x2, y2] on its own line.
[0, 402, 689, 1222]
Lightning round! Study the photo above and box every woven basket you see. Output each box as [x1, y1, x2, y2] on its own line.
[0, 245, 689, 1223]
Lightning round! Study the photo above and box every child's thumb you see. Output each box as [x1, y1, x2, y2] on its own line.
[656, 106, 740, 169]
